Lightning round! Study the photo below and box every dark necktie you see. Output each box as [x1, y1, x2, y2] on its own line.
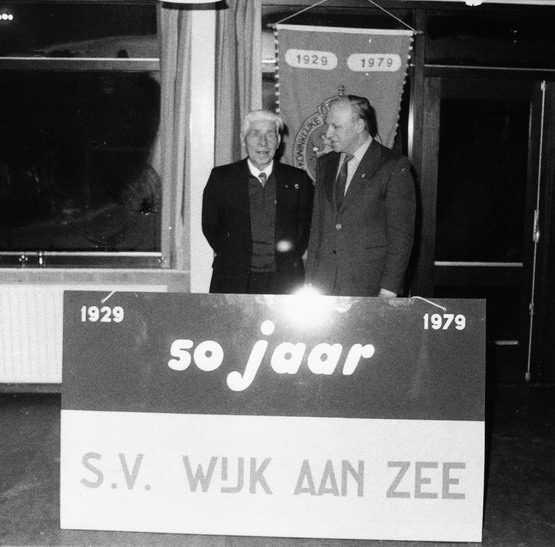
[258, 172, 267, 188]
[335, 153, 353, 210]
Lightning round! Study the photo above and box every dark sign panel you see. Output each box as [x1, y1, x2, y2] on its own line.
[63, 292, 484, 421]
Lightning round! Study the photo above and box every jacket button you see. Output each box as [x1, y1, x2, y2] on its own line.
[335, 223, 342, 230]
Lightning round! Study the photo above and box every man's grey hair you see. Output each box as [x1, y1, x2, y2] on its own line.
[242, 110, 284, 138]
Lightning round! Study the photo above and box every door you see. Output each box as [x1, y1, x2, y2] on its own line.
[421, 77, 545, 383]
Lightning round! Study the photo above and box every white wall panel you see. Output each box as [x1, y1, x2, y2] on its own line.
[0, 284, 168, 384]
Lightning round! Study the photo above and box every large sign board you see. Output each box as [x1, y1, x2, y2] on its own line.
[61, 291, 485, 542]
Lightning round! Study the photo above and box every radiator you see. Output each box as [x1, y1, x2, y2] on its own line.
[0, 285, 167, 384]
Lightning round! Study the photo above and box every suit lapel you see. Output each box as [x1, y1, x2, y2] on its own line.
[274, 163, 284, 233]
[274, 162, 284, 195]
[340, 140, 383, 211]
[234, 159, 252, 228]
[324, 152, 341, 209]
[274, 163, 295, 238]
[236, 158, 252, 195]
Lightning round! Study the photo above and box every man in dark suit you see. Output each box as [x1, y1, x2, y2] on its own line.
[202, 110, 313, 294]
[306, 95, 416, 297]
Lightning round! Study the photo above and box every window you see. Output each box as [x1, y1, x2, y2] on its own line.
[0, 1, 160, 268]
[425, 8, 555, 69]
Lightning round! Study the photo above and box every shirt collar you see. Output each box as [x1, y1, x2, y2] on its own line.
[247, 159, 273, 179]
[348, 135, 373, 164]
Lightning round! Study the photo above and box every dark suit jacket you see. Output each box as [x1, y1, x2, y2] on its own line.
[202, 159, 313, 293]
[306, 140, 416, 296]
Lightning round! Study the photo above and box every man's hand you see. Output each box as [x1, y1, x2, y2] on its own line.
[379, 288, 397, 298]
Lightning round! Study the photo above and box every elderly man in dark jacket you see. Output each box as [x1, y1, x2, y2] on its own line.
[202, 110, 313, 294]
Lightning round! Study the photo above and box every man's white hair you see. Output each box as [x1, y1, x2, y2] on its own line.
[242, 110, 284, 138]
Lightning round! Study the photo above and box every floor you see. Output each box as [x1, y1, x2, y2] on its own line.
[0, 385, 553, 547]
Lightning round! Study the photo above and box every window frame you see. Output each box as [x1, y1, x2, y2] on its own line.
[0, 1, 163, 269]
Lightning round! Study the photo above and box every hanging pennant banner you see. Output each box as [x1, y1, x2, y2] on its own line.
[275, 24, 413, 179]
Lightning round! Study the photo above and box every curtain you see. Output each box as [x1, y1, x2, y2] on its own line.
[215, 0, 262, 166]
[156, 4, 193, 272]
[155, 1, 261, 273]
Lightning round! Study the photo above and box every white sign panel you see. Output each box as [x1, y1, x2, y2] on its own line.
[61, 412, 484, 541]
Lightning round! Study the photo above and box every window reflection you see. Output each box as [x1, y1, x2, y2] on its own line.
[436, 95, 529, 262]
[0, 70, 160, 253]
[0, 2, 160, 264]
[426, 10, 555, 68]
[0, 3, 157, 59]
